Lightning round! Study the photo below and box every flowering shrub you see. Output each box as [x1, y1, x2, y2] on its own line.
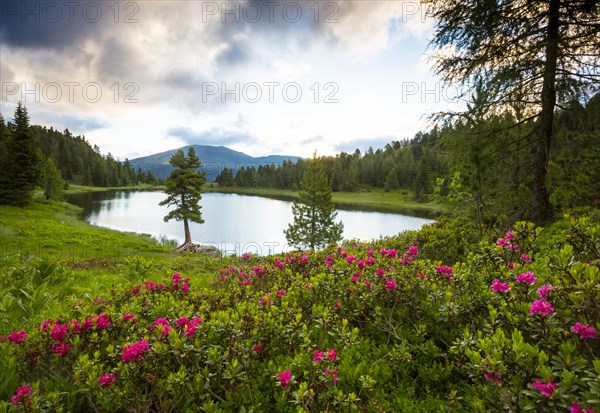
[1, 213, 599, 412]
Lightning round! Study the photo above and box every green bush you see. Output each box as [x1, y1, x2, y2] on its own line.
[1, 213, 599, 412]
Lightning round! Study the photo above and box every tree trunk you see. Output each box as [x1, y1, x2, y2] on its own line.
[531, 0, 559, 224]
[183, 218, 192, 245]
[177, 193, 193, 250]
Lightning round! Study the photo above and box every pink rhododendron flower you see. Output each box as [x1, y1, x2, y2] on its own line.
[570, 402, 595, 413]
[7, 330, 27, 344]
[40, 320, 54, 332]
[50, 324, 68, 341]
[520, 253, 531, 263]
[184, 325, 197, 337]
[11, 384, 32, 405]
[417, 272, 425, 279]
[436, 265, 454, 281]
[96, 313, 110, 330]
[260, 294, 272, 306]
[491, 279, 511, 293]
[363, 279, 373, 288]
[484, 372, 502, 384]
[334, 301, 339, 310]
[177, 316, 202, 337]
[279, 369, 292, 388]
[276, 289, 287, 298]
[496, 238, 507, 247]
[324, 368, 339, 383]
[314, 350, 325, 363]
[122, 313, 136, 323]
[324, 255, 335, 268]
[376, 268, 386, 277]
[98, 372, 116, 388]
[385, 279, 397, 290]
[145, 280, 165, 291]
[537, 284, 555, 299]
[251, 343, 264, 353]
[407, 245, 419, 256]
[52, 341, 71, 356]
[274, 259, 285, 269]
[532, 379, 557, 397]
[122, 340, 150, 362]
[300, 255, 309, 264]
[506, 230, 516, 240]
[400, 256, 413, 265]
[529, 300, 554, 316]
[516, 271, 537, 284]
[69, 320, 81, 334]
[242, 253, 250, 260]
[153, 318, 172, 338]
[572, 322, 597, 340]
[507, 262, 515, 270]
[367, 249, 374, 256]
[327, 349, 337, 362]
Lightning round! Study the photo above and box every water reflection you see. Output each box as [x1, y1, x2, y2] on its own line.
[66, 191, 434, 256]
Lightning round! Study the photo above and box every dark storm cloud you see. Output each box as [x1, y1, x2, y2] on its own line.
[0, 0, 112, 49]
[167, 126, 257, 146]
[211, 0, 332, 55]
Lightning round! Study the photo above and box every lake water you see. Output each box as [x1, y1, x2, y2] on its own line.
[65, 191, 434, 255]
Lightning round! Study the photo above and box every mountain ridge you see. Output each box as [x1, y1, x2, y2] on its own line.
[129, 144, 301, 181]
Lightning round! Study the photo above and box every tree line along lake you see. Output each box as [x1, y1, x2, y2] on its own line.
[65, 190, 434, 256]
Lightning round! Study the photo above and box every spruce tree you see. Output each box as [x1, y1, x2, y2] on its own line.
[0, 103, 40, 206]
[285, 156, 343, 250]
[159, 147, 205, 249]
[41, 158, 65, 200]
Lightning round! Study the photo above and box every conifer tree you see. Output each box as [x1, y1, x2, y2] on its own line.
[427, 0, 600, 222]
[41, 157, 65, 200]
[0, 102, 41, 206]
[159, 148, 205, 249]
[285, 155, 343, 250]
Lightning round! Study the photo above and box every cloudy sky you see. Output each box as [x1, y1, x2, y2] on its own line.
[1, 0, 459, 160]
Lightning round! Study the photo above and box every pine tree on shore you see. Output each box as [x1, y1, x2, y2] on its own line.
[285, 154, 343, 250]
[159, 148, 205, 249]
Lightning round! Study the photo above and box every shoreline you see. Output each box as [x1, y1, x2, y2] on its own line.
[64, 184, 446, 218]
[204, 186, 446, 218]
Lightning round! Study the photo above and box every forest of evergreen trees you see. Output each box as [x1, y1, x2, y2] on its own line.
[219, 130, 444, 199]
[0, 104, 160, 205]
[216, 94, 600, 224]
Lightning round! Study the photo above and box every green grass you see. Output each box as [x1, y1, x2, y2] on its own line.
[0, 200, 241, 332]
[205, 186, 448, 216]
[65, 183, 166, 194]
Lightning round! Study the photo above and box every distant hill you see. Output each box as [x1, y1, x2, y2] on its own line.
[129, 145, 301, 181]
